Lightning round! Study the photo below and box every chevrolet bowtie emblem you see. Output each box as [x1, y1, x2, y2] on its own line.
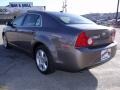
[102, 32, 106, 36]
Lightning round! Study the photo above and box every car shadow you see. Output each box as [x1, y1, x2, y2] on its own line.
[0, 44, 98, 90]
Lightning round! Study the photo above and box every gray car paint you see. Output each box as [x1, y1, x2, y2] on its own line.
[3, 11, 117, 71]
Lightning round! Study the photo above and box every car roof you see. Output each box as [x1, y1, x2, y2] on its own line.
[27, 10, 67, 16]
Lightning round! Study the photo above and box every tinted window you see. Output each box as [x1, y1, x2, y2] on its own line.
[50, 13, 95, 24]
[12, 15, 25, 27]
[23, 14, 40, 26]
[35, 16, 42, 26]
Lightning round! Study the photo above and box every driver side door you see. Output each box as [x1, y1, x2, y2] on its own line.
[6, 14, 25, 46]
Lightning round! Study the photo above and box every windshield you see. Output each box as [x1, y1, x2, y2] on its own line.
[51, 13, 96, 24]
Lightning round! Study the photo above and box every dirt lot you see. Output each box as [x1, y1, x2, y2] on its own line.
[0, 25, 120, 90]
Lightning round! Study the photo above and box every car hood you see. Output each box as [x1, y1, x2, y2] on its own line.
[66, 24, 112, 30]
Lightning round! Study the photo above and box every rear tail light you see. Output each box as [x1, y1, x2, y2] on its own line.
[75, 32, 94, 48]
[111, 29, 116, 42]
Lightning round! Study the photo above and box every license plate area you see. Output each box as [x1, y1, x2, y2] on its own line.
[101, 48, 111, 61]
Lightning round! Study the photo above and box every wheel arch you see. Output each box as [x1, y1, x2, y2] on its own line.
[32, 39, 58, 63]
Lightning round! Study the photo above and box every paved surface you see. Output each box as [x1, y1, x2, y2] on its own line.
[0, 25, 120, 90]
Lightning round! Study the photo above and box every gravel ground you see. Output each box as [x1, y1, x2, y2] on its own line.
[0, 25, 120, 90]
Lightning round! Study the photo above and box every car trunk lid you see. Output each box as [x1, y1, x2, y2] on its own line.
[67, 24, 115, 48]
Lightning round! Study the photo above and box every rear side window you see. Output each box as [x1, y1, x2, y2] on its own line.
[23, 14, 41, 27]
[35, 16, 42, 26]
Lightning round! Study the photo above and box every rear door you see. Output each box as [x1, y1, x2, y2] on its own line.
[17, 13, 42, 52]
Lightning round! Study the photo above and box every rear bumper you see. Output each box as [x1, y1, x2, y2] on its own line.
[56, 42, 117, 71]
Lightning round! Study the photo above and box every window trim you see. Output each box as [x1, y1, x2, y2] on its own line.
[22, 13, 43, 27]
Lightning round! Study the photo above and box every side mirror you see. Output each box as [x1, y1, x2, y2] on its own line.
[7, 21, 13, 26]
[7, 21, 16, 28]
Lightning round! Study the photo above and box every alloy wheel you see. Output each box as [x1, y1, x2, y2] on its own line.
[36, 49, 48, 72]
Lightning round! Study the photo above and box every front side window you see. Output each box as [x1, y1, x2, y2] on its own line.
[12, 14, 25, 27]
[23, 14, 40, 26]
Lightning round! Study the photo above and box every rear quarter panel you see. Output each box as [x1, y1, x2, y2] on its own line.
[33, 26, 80, 65]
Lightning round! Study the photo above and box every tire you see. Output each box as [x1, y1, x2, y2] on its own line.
[35, 45, 55, 74]
[3, 35, 9, 49]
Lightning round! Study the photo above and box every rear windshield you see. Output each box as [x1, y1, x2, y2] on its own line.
[50, 13, 96, 24]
